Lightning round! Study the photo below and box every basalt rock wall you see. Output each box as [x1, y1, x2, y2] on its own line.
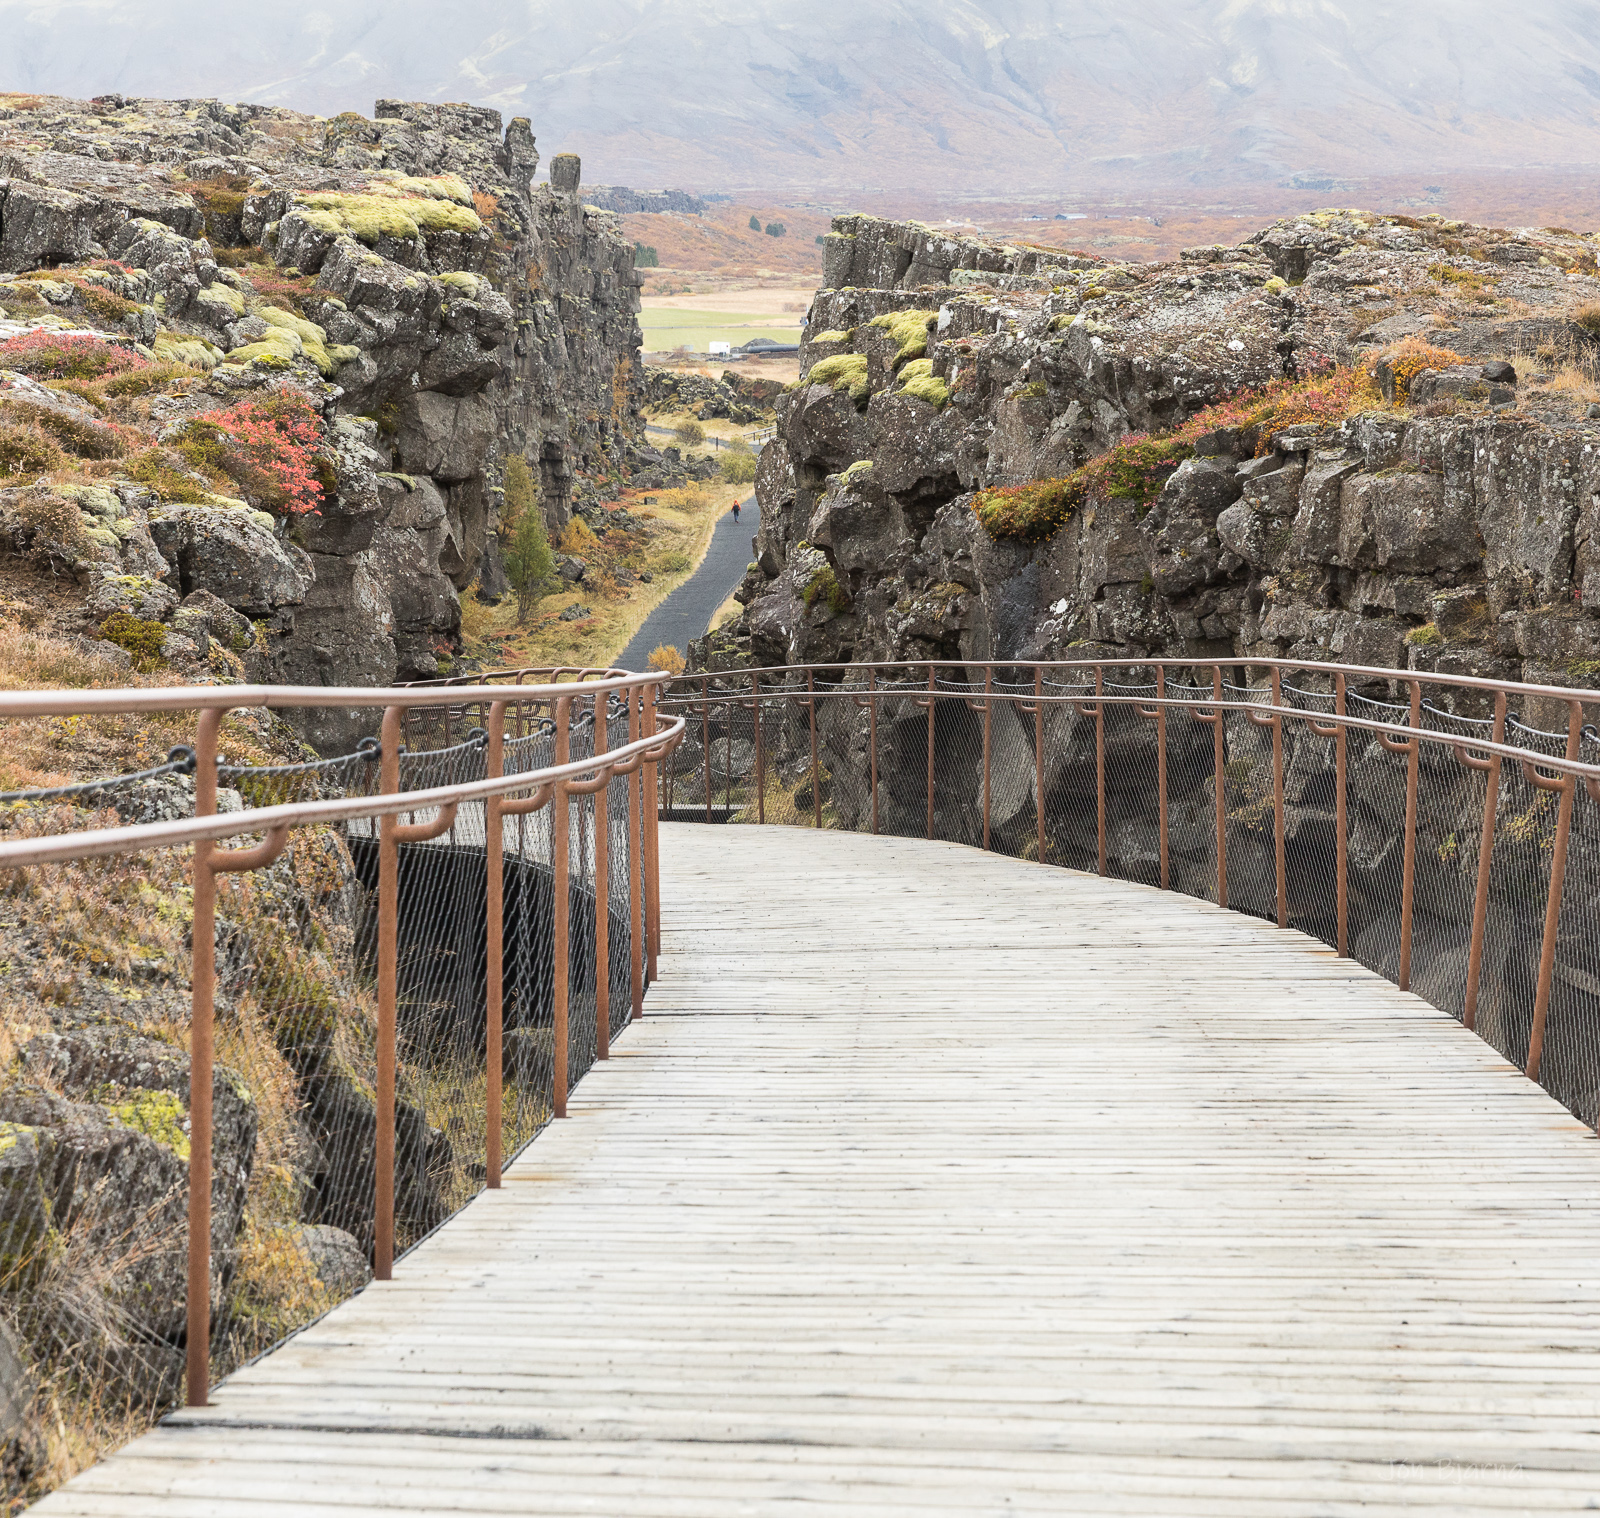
[722, 211, 1600, 698]
[0, 93, 643, 744]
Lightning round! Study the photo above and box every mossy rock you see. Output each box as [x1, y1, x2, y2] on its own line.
[293, 188, 482, 245]
[896, 357, 950, 410]
[794, 353, 870, 406]
[868, 308, 938, 365]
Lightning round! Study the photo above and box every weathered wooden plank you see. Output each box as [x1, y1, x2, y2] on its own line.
[31, 825, 1600, 1514]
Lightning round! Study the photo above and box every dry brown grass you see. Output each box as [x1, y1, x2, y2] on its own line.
[0, 619, 289, 792]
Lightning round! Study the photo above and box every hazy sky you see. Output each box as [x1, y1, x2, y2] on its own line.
[4, 0, 1599, 193]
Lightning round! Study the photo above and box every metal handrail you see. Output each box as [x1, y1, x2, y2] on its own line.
[0, 671, 680, 1414]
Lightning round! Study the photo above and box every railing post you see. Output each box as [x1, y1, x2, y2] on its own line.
[375, 703, 403, 1280]
[982, 665, 993, 852]
[630, 686, 645, 1021]
[553, 694, 571, 1118]
[1462, 690, 1505, 1028]
[1273, 667, 1286, 929]
[187, 706, 221, 1408]
[594, 690, 611, 1061]
[1525, 701, 1584, 1083]
[926, 664, 936, 841]
[808, 667, 820, 829]
[702, 675, 712, 825]
[1095, 666, 1106, 877]
[645, 682, 661, 983]
[1034, 667, 1046, 866]
[485, 701, 506, 1188]
[1156, 667, 1168, 890]
[753, 672, 765, 826]
[869, 668, 879, 836]
[1213, 666, 1227, 911]
[188, 703, 290, 1407]
[1398, 680, 1421, 993]
[1336, 674, 1348, 957]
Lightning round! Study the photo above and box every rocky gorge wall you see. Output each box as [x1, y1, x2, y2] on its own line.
[714, 210, 1600, 697]
[0, 92, 647, 746]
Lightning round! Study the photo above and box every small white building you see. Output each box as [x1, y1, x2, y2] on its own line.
[707, 340, 732, 357]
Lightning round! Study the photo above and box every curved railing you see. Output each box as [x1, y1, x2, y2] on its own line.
[650, 657, 1600, 1127]
[0, 672, 680, 1484]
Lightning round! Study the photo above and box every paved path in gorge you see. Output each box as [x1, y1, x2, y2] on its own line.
[616, 493, 758, 671]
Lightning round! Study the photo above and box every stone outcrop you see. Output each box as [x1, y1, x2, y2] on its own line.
[724, 210, 1600, 694]
[0, 91, 644, 742]
[643, 365, 779, 424]
[585, 186, 707, 216]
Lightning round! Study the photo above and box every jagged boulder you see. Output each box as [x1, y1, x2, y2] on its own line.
[0, 180, 96, 271]
[148, 506, 313, 615]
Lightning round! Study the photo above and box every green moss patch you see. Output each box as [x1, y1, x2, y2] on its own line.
[796, 353, 870, 406]
[868, 308, 938, 365]
[293, 186, 482, 245]
[895, 357, 949, 409]
[801, 561, 851, 614]
[107, 1090, 189, 1160]
[98, 609, 168, 670]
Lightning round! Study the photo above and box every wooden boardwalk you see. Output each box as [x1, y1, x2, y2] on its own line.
[37, 826, 1600, 1515]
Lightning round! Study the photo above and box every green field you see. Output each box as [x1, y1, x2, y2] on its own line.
[640, 307, 801, 353]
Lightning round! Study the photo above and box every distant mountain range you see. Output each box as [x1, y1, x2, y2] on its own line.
[5, 0, 1600, 199]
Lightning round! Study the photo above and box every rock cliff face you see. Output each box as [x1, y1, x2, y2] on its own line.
[719, 211, 1600, 698]
[0, 93, 643, 744]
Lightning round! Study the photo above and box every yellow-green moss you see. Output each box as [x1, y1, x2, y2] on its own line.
[797, 353, 870, 405]
[153, 331, 222, 369]
[868, 308, 938, 365]
[194, 282, 247, 317]
[811, 328, 854, 344]
[225, 339, 296, 371]
[840, 459, 874, 483]
[97, 609, 167, 671]
[256, 306, 339, 375]
[437, 271, 483, 297]
[895, 356, 950, 409]
[293, 188, 482, 245]
[107, 1090, 189, 1160]
[1406, 623, 1445, 648]
[371, 170, 474, 205]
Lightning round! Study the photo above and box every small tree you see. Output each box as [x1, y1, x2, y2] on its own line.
[720, 437, 758, 483]
[633, 242, 659, 267]
[502, 453, 538, 526]
[674, 419, 706, 447]
[502, 458, 554, 623]
[505, 510, 554, 622]
[648, 643, 686, 675]
[765, 222, 786, 238]
[748, 214, 761, 232]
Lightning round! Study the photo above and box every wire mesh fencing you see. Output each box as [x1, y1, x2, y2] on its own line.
[0, 675, 676, 1506]
[659, 657, 1600, 1130]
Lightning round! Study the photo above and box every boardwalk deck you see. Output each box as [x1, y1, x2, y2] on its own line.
[35, 826, 1600, 1515]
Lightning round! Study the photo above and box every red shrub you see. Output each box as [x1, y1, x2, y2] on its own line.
[0, 331, 150, 381]
[190, 391, 326, 516]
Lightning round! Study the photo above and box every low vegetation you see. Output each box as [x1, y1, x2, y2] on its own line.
[973, 364, 1382, 543]
[459, 479, 743, 670]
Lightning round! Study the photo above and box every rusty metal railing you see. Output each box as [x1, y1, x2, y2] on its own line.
[644, 656, 1600, 1128]
[0, 673, 681, 1426]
